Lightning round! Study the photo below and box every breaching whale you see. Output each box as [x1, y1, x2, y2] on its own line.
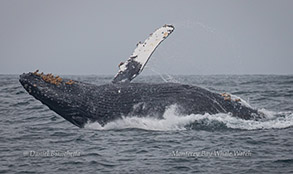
[19, 25, 262, 128]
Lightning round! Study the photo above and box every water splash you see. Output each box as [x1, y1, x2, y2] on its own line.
[85, 105, 293, 131]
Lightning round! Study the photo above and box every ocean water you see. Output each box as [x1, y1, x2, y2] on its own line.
[0, 74, 292, 173]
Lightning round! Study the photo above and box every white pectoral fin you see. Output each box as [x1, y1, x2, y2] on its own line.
[112, 24, 175, 83]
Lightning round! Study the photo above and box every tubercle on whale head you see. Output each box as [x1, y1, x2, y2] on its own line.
[20, 72, 57, 97]
[19, 70, 77, 106]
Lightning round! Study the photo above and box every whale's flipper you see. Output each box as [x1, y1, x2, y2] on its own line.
[112, 24, 175, 83]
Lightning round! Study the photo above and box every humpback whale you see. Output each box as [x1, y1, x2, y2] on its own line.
[19, 25, 262, 128]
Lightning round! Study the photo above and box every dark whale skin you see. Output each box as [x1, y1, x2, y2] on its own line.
[19, 73, 261, 128]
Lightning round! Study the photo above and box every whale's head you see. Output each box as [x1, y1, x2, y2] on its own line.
[19, 72, 57, 100]
[19, 72, 89, 128]
[19, 72, 71, 105]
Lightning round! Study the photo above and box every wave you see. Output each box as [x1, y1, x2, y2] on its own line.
[85, 105, 293, 131]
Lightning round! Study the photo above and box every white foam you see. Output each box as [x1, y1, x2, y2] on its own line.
[200, 110, 293, 130]
[85, 105, 293, 131]
[85, 105, 195, 131]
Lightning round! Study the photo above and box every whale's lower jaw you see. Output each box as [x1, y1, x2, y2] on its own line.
[19, 73, 262, 128]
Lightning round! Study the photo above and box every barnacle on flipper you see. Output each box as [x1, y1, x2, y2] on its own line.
[118, 62, 124, 67]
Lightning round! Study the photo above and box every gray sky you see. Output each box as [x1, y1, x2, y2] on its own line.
[0, 0, 292, 75]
